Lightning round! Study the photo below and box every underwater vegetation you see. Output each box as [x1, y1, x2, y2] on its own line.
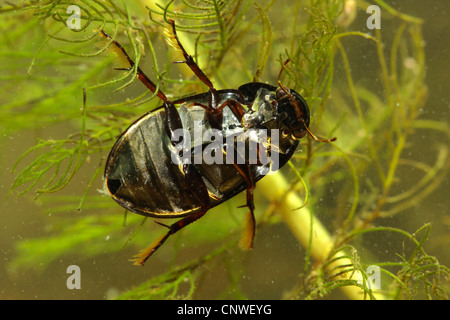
[1, 0, 449, 299]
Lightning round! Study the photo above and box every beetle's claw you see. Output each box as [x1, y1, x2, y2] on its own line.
[131, 234, 168, 265]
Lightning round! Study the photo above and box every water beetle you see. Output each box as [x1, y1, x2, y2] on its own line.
[103, 20, 336, 265]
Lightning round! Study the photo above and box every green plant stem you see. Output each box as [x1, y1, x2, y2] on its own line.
[258, 173, 386, 300]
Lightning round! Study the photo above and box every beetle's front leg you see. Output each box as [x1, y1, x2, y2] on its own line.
[193, 98, 248, 131]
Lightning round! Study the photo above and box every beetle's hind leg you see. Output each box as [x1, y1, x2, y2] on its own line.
[166, 19, 226, 125]
[166, 19, 215, 91]
[132, 208, 208, 265]
[101, 29, 187, 148]
[132, 163, 212, 265]
[100, 30, 169, 103]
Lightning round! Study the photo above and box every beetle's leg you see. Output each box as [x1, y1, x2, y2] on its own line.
[221, 145, 256, 249]
[101, 30, 188, 147]
[235, 164, 256, 250]
[100, 30, 168, 102]
[132, 208, 208, 265]
[102, 29, 215, 264]
[167, 19, 223, 121]
[167, 20, 214, 91]
[209, 98, 248, 131]
[131, 110, 211, 264]
[216, 99, 247, 123]
[193, 98, 247, 130]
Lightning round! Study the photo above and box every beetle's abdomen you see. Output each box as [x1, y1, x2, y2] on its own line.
[103, 88, 288, 218]
[104, 106, 252, 218]
[105, 111, 205, 217]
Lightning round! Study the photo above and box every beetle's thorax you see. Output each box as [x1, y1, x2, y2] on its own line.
[241, 88, 277, 129]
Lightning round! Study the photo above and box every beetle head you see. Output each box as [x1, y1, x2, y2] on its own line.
[274, 86, 310, 140]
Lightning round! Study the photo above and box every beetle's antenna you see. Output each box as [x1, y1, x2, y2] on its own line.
[277, 58, 337, 143]
[277, 58, 294, 99]
[302, 119, 337, 143]
[277, 58, 291, 82]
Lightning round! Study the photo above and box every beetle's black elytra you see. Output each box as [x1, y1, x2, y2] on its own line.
[103, 20, 336, 265]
